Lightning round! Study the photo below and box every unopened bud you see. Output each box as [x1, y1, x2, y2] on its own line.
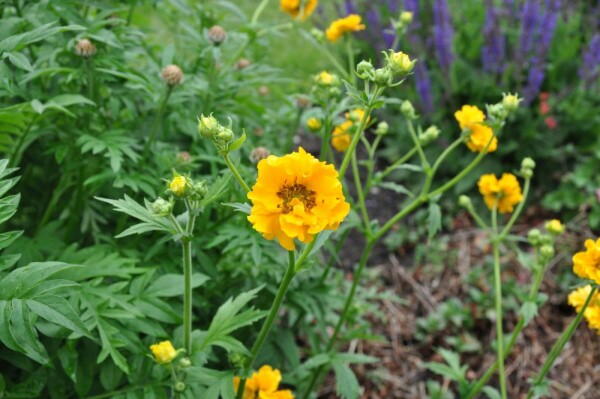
[539, 244, 555, 261]
[178, 358, 192, 368]
[250, 147, 271, 163]
[545, 219, 564, 235]
[151, 198, 173, 217]
[310, 28, 324, 42]
[235, 58, 251, 70]
[400, 11, 413, 25]
[161, 64, 184, 86]
[419, 125, 440, 145]
[258, 86, 269, 96]
[387, 51, 416, 76]
[198, 114, 221, 139]
[191, 180, 209, 201]
[169, 175, 188, 197]
[315, 71, 336, 86]
[217, 128, 234, 142]
[521, 157, 536, 178]
[75, 39, 96, 57]
[375, 121, 389, 136]
[174, 382, 186, 392]
[208, 25, 227, 45]
[458, 195, 472, 208]
[528, 228, 541, 246]
[176, 151, 191, 163]
[296, 95, 311, 109]
[356, 60, 375, 81]
[401, 100, 416, 119]
[502, 93, 521, 113]
[307, 118, 322, 132]
[373, 67, 392, 86]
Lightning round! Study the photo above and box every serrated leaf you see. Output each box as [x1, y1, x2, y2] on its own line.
[427, 202, 442, 241]
[378, 182, 415, 197]
[0, 193, 20, 224]
[26, 295, 92, 338]
[0, 262, 79, 300]
[9, 299, 49, 364]
[221, 202, 251, 214]
[96, 195, 173, 237]
[332, 360, 360, 399]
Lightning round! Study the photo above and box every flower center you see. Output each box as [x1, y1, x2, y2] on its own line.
[277, 182, 316, 214]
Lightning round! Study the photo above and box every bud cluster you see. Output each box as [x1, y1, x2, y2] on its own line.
[419, 125, 440, 145]
[198, 114, 245, 155]
[520, 157, 535, 179]
[392, 10, 413, 34]
[356, 51, 415, 87]
[165, 172, 209, 201]
[311, 71, 341, 101]
[528, 219, 564, 263]
[486, 93, 522, 127]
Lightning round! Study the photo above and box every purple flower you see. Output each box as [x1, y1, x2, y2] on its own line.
[482, 4, 506, 73]
[517, 0, 541, 62]
[343, 0, 357, 15]
[523, 57, 545, 104]
[433, 0, 454, 71]
[579, 33, 600, 83]
[414, 61, 434, 114]
[535, 0, 560, 57]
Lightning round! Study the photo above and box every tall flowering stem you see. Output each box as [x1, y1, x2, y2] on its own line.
[525, 286, 598, 399]
[143, 86, 173, 158]
[181, 199, 197, 355]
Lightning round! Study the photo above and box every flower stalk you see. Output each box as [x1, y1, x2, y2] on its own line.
[143, 85, 173, 158]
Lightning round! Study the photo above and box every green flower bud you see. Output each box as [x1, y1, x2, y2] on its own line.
[356, 60, 375, 81]
[528, 228, 541, 246]
[174, 382, 186, 392]
[545, 219, 564, 235]
[190, 180, 209, 201]
[458, 195, 472, 208]
[400, 11, 413, 25]
[487, 103, 508, 122]
[401, 100, 416, 120]
[310, 28, 324, 42]
[198, 114, 221, 139]
[151, 198, 173, 217]
[217, 128, 234, 142]
[373, 67, 392, 87]
[386, 50, 416, 76]
[419, 125, 440, 145]
[178, 357, 192, 368]
[502, 93, 521, 113]
[521, 157, 536, 178]
[539, 244, 555, 262]
[375, 121, 389, 136]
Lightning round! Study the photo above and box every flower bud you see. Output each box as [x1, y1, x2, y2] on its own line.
[310, 28, 324, 42]
[387, 51, 416, 76]
[174, 382, 186, 392]
[400, 11, 413, 25]
[258, 86, 269, 96]
[235, 58, 251, 70]
[161, 64, 184, 86]
[307, 117, 322, 132]
[208, 25, 227, 45]
[545, 219, 564, 235]
[151, 198, 173, 217]
[373, 67, 392, 86]
[458, 195, 472, 208]
[75, 39, 96, 58]
[487, 103, 508, 122]
[250, 147, 271, 163]
[217, 128, 234, 142]
[315, 71, 336, 86]
[401, 100, 417, 119]
[296, 95, 311, 109]
[419, 125, 440, 145]
[178, 358, 192, 369]
[502, 93, 521, 113]
[169, 175, 188, 197]
[356, 60, 375, 81]
[198, 114, 221, 139]
[191, 180, 209, 201]
[520, 157, 536, 178]
[176, 151, 191, 163]
[375, 121, 389, 136]
[150, 341, 177, 364]
[539, 244, 555, 262]
[528, 228, 541, 246]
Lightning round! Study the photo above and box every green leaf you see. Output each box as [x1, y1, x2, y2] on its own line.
[96, 195, 174, 237]
[427, 202, 442, 241]
[228, 131, 246, 152]
[0, 230, 22, 251]
[5, 52, 33, 72]
[482, 386, 502, 399]
[145, 273, 209, 297]
[49, 94, 95, 108]
[0, 193, 20, 224]
[0, 23, 86, 52]
[9, 299, 49, 364]
[0, 262, 79, 300]
[378, 182, 415, 197]
[0, 299, 22, 351]
[332, 360, 360, 399]
[26, 295, 92, 338]
[221, 202, 251, 214]
[519, 301, 538, 325]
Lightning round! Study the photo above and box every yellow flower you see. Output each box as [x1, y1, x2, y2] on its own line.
[387, 51, 415, 75]
[325, 14, 366, 42]
[234, 366, 295, 399]
[331, 120, 353, 152]
[545, 219, 565, 235]
[280, 0, 318, 20]
[149, 340, 177, 364]
[455, 105, 497, 153]
[400, 11, 413, 24]
[572, 238, 600, 284]
[169, 175, 188, 196]
[455, 105, 486, 129]
[466, 123, 498, 153]
[568, 285, 600, 334]
[307, 117, 322, 131]
[477, 173, 523, 213]
[315, 71, 334, 86]
[247, 148, 350, 250]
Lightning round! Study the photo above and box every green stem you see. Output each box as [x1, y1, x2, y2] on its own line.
[351, 152, 371, 236]
[345, 36, 356, 86]
[86, 58, 95, 106]
[182, 200, 197, 355]
[526, 286, 597, 399]
[406, 119, 429, 170]
[465, 204, 491, 233]
[168, 214, 185, 236]
[223, 154, 251, 193]
[319, 106, 332, 161]
[491, 200, 508, 399]
[376, 146, 418, 182]
[126, 0, 137, 26]
[251, 0, 270, 25]
[236, 250, 297, 399]
[12, 0, 22, 17]
[466, 255, 549, 399]
[142, 86, 173, 158]
[316, 230, 350, 286]
[338, 87, 383, 179]
[499, 177, 531, 240]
